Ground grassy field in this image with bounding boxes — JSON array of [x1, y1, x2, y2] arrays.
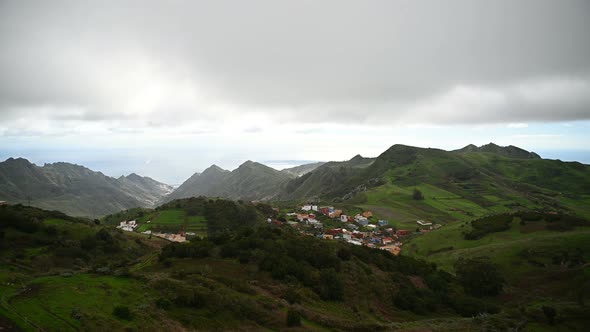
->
[[359, 183, 496, 229], [133, 209, 208, 237], [404, 216, 590, 272]]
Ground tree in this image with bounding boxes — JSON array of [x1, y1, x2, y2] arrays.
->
[[412, 188, 424, 200], [454, 257, 504, 297]]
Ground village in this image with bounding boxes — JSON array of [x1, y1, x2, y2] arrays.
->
[[115, 203, 441, 255], [270, 204, 440, 256]]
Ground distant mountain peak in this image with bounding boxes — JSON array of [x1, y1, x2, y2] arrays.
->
[[202, 164, 227, 174], [481, 142, 500, 148], [126, 172, 143, 180], [351, 154, 364, 161], [4, 157, 32, 165], [238, 160, 267, 169]]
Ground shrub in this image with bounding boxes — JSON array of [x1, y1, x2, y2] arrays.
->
[[455, 258, 504, 297], [156, 297, 172, 310], [113, 305, 132, 320], [412, 188, 424, 200], [542, 305, 557, 325], [283, 287, 302, 304], [465, 214, 512, 240], [286, 309, 301, 327], [451, 295, 499, 317]]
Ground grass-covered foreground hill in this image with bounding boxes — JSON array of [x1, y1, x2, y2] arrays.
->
[[403, 211, 590, 331], [4, 201, 584, 331]]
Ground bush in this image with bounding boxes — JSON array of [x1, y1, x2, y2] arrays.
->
[[465, 214, 512, 240], [283, 287, 302, 304], [156, 297, 172, 310], [412, 188, 424, 200], [113, 305, 132, 320], [542, 305, 557, 325], [286, 309, 301, 327], [451, 295, 499, 317], [455, 258, 504, 297], [337, 247, 352, 261]]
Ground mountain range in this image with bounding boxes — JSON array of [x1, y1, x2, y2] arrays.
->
[[167, 142, 590, 220], [2, 142, 589, 218], [0, 158, 172, 217]]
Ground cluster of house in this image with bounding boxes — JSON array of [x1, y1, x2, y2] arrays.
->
[[274, 205, 442, 256], [321, 227, 404, 255], [116, 219, 190, 243], [116, 220, 138, 232], [140, 230, 187, 242]]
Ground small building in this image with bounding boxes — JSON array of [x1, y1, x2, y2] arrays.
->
[[378, 220, 389, 226], [345, 223, 359, 230], [416, 220, 433, 226], [381, 245, 401, 256], [307, 218, 320, 225], [296, 214, 309, 222], [357, 219, 369, 226], [340, 214, 348, 222], [117, 220, 138, 232], [326, 228, 343, 235], [0, 201, 8, 206], [365, 224, 377, 230], [329, 210, 342, 218], [396, 229, 411, 236], [362, 211, 373, 218]]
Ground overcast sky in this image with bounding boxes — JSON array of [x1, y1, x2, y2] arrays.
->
[[1, 0, 589, 184]]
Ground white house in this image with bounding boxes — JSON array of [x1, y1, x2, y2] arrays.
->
[[340, 215, 348, 222], [117, 220, 138, 232], [417, 220, 433, 226]]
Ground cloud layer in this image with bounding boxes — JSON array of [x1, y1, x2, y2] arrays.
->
[[1, 0, 590, 134]]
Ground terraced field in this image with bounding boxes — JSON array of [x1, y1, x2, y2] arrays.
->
[[128, 209, 208, 237]]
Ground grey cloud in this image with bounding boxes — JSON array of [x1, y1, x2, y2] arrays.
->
[[0, 0, 589, 127]]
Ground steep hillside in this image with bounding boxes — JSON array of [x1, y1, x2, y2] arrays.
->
[[282, 144, 590, 223], [117, 173, 174, 206], [165, 165, 229, 201], [166, 161, 293, 202], [0, 158, 171, 217], [280, 155, 377, 201], [209, 161, 294, 200]]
